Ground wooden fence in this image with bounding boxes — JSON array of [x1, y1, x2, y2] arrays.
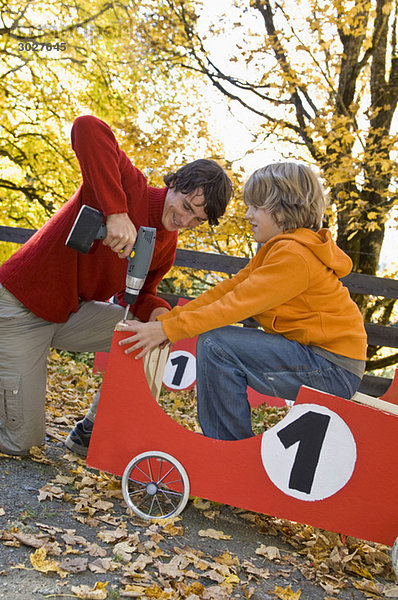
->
[[1, 224, 397, 397]]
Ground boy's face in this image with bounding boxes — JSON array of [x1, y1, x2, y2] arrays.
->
[[162, 187, 208, 231], [245, 204, 284, 243]]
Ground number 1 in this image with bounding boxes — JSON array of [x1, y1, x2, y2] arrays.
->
[[277, 411, 331, 494], [170, 355, 189, 387]]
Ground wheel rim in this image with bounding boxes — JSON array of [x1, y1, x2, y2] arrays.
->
[[122, 451, 190, 520], [392, 536, 398, 578]]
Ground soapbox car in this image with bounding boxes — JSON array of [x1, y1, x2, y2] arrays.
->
[[87, 331, 398, 576]]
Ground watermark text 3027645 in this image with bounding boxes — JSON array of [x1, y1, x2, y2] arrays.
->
[[18, 42, 66, 51]]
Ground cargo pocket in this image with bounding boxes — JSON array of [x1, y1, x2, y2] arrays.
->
[[0, 374, 23, 431]]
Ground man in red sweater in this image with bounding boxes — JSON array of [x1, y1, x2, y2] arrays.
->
[[0, 115, 232, 456]]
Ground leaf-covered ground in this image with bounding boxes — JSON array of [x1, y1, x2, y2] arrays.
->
[[0, 350, 397, 599]]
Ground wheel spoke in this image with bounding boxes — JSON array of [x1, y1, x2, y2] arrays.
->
[[134, 464, 151, 481], [157, 459, 163, 482], [159, 488, 183, 498], [155, 493, 166, 516], [157, 465, 174, 485], [128, 478, 147, 488], [148, 494, 156, 516], [127, 487, 148, 496], [146, 458, 154, 482], [161, 478, 182, 486], [158, 489, 178, 509]]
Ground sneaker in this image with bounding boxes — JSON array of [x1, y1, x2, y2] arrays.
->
[[65, 418, 94, 457]]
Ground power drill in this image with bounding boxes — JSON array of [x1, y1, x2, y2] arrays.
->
[[66, 205, 156, 319]]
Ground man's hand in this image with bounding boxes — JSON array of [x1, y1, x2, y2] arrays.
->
[[118, 320, 169, 359], [103, 213, 137, 258]]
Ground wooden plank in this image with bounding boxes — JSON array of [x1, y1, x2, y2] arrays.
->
[[359, 374, 392, 397], [143, 345, 170, 401], [159, 293, 398, 348], [174, 247, 248, 274], [174, 249, 398, 299], [365, 323, 398, 348], [341, 272, 398, 299], [352, 391, 398, 416], [1, 225, 397, 298], [0, 225, 36, 244]]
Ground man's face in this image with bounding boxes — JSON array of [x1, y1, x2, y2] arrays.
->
[[162, 188, 208, 231]]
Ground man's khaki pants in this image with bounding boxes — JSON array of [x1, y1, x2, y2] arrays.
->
[[0, 284, 125, 455]]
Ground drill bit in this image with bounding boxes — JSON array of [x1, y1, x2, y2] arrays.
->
[[122, 304, 130, 322]]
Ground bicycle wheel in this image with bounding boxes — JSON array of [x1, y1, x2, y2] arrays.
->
[[392, 536, 398, 577], [122, 451, 190, 520]]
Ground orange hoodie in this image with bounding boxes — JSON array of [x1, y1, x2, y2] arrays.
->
[[158, 228, 367, 360]]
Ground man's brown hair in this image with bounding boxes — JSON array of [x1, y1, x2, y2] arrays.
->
[[164, 159, 233, 226]]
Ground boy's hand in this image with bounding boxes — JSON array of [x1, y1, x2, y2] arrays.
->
[[148, 307, 169, 321], [118, 320, 169, 359], [103, 213, 137, 258], [148, 308, 170, 348]]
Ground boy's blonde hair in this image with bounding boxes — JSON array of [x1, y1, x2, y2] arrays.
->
[[243, 162, 327, 231]]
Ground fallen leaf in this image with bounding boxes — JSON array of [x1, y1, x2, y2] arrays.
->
[[198, 529, 232, 540], [157, 555, 185, 578], [87, 543, 107, 557], [37, 484, 65, 501], [93, 500, 114, 511], [192, 498, 212, 510], [12, 532, 50, 549], [185, 583, 205, 596], [29, 446, 52, 464], [202, 569, 224, 583], [161, 522, 183, 537], [71, 583, 108, 599], [61, 531, 88, 546], [215, 551, 239, 566], [53, 474, 75, 485], [113, 540, 137, 562], [203, 510, 220, 520], [143, 584, 165, 598], [256, 544, 281, 560], [272, 585, 301, 599], [30, 547, 67, 578], [243, 559, 271, 579], [120, 584, 147, 597], [88, 557, 113, 574], [128, 555, 153, 572], [0, 452, 21, 460], [97, 528, 127, 544], [383, 585, 398, 598], [60, 556, 88, 573], [0, 508, 5, 516], [202, 585, 230, 599], [35, 522, 64, 535]]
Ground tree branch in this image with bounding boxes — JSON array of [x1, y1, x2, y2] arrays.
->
[[366, 352, 398, 371]]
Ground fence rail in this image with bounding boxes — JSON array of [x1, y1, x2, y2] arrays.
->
[[1, 224, 397, 397]]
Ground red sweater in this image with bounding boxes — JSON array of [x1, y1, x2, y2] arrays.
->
[[0, 115, 178, 323]]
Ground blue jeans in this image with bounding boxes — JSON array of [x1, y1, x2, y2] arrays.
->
[[196, 326, 362, 441]]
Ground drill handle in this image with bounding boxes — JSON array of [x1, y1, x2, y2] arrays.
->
[[124, 226, 156, 306], [66, 205, 107, 253]]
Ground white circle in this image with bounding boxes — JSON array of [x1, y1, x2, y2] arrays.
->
[[261, 403, 357, 501], [163, 350, 196, 390]]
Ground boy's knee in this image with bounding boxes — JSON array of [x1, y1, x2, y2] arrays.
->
[[197, 331, 217, 357], [197, 327, 231, 355]]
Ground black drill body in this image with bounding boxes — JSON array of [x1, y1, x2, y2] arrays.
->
[[66, 205, 156, 314]]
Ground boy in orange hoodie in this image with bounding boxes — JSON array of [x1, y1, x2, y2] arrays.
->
[[119, 163, 367, 440]]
